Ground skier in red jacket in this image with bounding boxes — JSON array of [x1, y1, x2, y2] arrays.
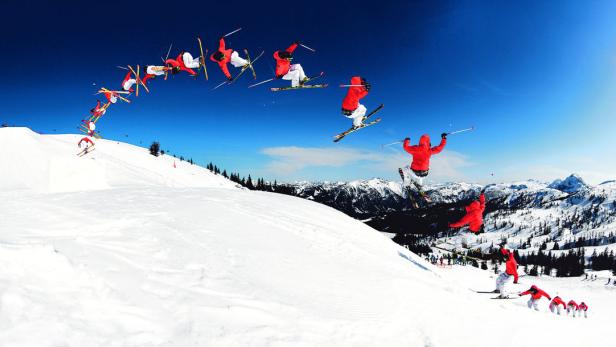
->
[[399, 133, 447, 198], [210, 37, 248, 81], [578, 302, 588, 318], [90, 100, 108, 120], [77, 136, 95, 156], [166, 51, 200, 76], [519, 285, 551, 311], [549, 296, 567, 315], [341, 76, 371, 128], [141, 65, 167, 85], [449, 192, 487, 233], [494, 245, 519, 297], [567, 300, 579, 317], [273, 42, 308, 87], [121, 71, 137, 92]]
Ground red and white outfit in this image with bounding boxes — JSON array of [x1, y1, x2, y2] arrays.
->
[[400, 135, 446, 189], [167, 53, 198, 76], [519, 285, 551, 311], [578, 302, 588, 318], [210, 38, 247, 80], [121, 71, 137, 92], [142, 65, 166, 85], [567, 300, 579, 317], [549, 296, 567, 315], [341, 76, 369, 127], [103, 90, 118, 104], [449, 193, 486, 233], [273, 42, 306, 87], [495, 247, 519, 296], [90, 100, 107, 119], [78, 136, 94, 148]]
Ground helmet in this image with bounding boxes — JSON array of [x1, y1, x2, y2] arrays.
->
[[213, 51, 225, 62], [278, 51, 292, 59]]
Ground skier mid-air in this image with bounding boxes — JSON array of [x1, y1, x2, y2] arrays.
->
[[166, 51, 200, 76], [121, 71, 137, 92], [273, 42, 309, 87], [210, 37, 249, 81], [90, 100, 108, 120], [341, 76, 371, 128], [399, 133, 447, 201], [449, 191, 486, 233]]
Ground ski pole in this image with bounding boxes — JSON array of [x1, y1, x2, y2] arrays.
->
[[299, 43, 316, 52], [446, 127, 474, 136], [381, 140, 404, 149], [212, 81, 229, 90], [116, 66, 129, 70], [339, 84, 364, 87], [248, 78, 274, 88], [223, 27, 242, 37], [165, 43, 173, 61]]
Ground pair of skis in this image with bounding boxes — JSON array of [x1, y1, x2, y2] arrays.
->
[[213, 49, 264, 90], [270, 72, 327, 92], [77, 146, 95, 157], [333, 104, 383, 142]]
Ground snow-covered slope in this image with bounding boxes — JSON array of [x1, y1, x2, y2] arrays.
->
[[0, 127, 236, 193], [0, 128, 611, 346]]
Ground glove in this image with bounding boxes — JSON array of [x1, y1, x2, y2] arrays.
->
[[294, 40, 301, 45], [364, 83, 371, 92], [404, 137, 410, 143], [513, 280, 518, 284], [518, 293, 522, 296], [441, 133, 448, 139]]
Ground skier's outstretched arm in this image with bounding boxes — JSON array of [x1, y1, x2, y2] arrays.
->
[[431, 135, 447, 154], [403, 138, 419, 155], [287, 42, 298, 53], [449, 213, 472, 228]]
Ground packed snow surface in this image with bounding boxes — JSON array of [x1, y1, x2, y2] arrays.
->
[[0, 128, 612, 346]]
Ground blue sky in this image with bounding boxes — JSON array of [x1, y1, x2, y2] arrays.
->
[[2, 1, 615, 184]]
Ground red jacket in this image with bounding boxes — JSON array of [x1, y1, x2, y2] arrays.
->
[[520, 285, 551, 300], [578, 302, 588, 311], [449, 194, 486, 232], [78, 137, 94, 146], [90, 101, 106, 117], [166, 53, 197, 76], [551, 296, 566, 309], [567, 300, 579, 310], [121, 71, 135, 92], [341, 76, 369, 112], [500, 248, 519, 283], [273, 42, 298, 78], [210, 38, 233, 79], [403, 135, 446, 171]]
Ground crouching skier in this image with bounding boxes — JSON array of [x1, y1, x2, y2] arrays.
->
[[273, 41, 310, 87], [567, 300, 579, 317], [578, 302, 588, 318], [519, 285, 551, 311], [341, 76, 371, 128], [549, 296, 567, 315], [494, 245, 519, 298]]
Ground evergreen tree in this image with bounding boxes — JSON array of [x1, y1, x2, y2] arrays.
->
[[149, 141, 160, 156]]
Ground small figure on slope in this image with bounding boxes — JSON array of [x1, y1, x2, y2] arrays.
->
[[494, 245, 519, 298], [166, 51, 200, 76], [210, 37, 248, 81], [567, 300, 579, 317], [121, 71, 137, 92], [518, 285, 551, 311], [549, 296, 567, 315], [578, 302, 588, 318], [77, 136, 95, 156], [449, 191, 486, 234], [341, 76, 371, 128], [274, 42, 308, 87], [399, 133, 447, 200]]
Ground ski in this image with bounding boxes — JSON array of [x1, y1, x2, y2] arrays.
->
[[197, 37, 208, 80], [475, 290, 500, 294], [230, 50, 264, 83], [271, 83, 328, 92], [243, 49, 263, 80], [491, 296, 519, 300], [127, 65, 150, 94], [333, 104, 384, 142], [333, 118, 381, 142], [77, 147, 95, 157]]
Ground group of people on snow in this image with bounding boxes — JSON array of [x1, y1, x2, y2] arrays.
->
[[493, 244, 589, 317]]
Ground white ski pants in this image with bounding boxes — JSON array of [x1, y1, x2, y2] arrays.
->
[[495, 272, 511, 295], [182, 52, 201, 69], [527, 298, 539, 311], [549, 303, 562, 315], [230, 51, 248, 68], [122, 78, 137, 92], [147, 66, 166, 76], [400, 166, 424, 188], [567, 307, 577, 317], [282, 64, 306, 87], [344, 104, 367, 127], [581, 310, 587, 318]]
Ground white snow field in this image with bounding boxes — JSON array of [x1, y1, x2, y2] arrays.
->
[[0, 128, 612, 346]]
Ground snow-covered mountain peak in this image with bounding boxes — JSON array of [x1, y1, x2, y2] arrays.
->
[[548, 173, 589, 193]]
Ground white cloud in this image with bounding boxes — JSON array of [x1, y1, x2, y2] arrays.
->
[[260, 146, 474, 182]]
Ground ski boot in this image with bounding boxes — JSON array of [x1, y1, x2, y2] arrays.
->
[[299, 76, 310, 86]]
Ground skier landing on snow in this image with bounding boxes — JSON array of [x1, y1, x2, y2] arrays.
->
[[519, 285, 551, 311], [399, 133, 447, 199], [494, 245, 519, 298], [273, 41, 309, 87], [341, 76, 371, 128], [210, 37, 249, 81], [549, 296, 567, 315], [77, 136, 95, 156]]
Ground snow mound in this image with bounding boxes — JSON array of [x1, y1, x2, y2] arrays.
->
[[0, 128, 237, 193]]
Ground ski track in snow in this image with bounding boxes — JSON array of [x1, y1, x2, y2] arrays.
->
[[0, 128, 613, 346]]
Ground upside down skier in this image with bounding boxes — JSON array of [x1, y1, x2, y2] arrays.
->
[[90, 100, 108, 120], [121, 71, 137, 92], [494, 245, 519, 298], [341, 76, 371, 128], [273, 41, 309, 87], [141, 65, 168, 84], [166, 51, 200, 76], [210, 37, 249, 81], [449, 191, 486, 234], [399, 133, 447, 200]]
